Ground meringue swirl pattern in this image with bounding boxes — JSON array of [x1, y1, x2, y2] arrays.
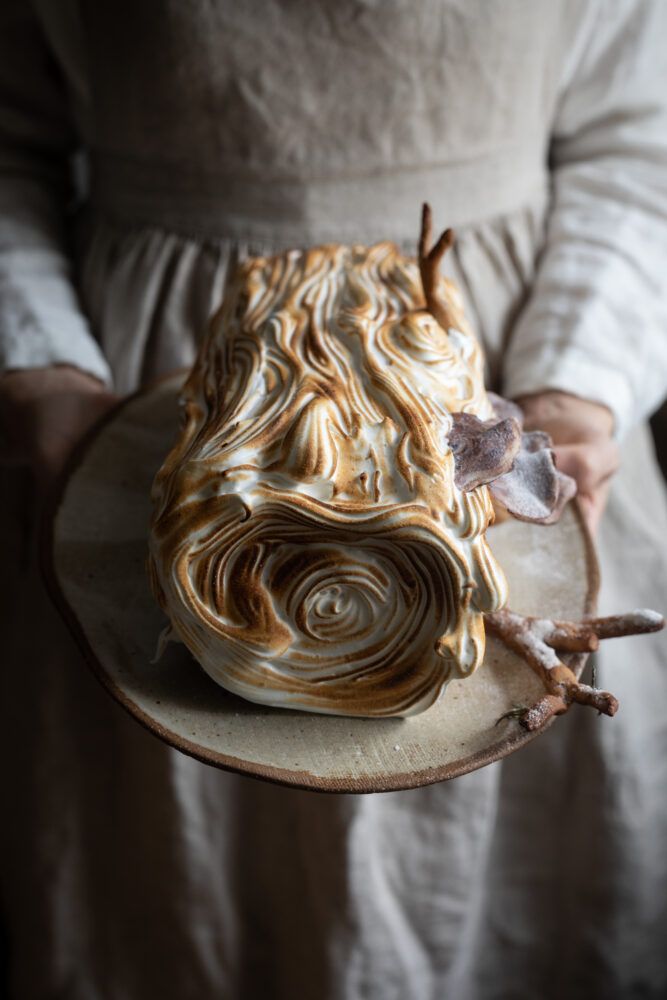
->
[[148, 240, 509, 716]]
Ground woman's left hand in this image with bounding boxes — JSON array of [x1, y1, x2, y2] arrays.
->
[[514, 390, 619, 534]]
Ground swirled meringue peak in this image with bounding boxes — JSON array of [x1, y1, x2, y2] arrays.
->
[[148, 239, 510, 717]]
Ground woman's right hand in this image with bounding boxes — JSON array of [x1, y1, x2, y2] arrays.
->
[[0, 365, 119, 490]]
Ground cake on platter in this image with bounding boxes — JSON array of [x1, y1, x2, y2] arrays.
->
[[147, 206, 662, 726]]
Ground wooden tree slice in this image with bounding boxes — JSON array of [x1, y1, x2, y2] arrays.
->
[[43, 373, 599, 793]]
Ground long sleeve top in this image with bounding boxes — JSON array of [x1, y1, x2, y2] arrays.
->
[[1, 1, 666, 431], [4, 6, 667, 1000]]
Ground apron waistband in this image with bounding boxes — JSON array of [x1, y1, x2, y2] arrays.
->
[[91, 147, 547, 245]]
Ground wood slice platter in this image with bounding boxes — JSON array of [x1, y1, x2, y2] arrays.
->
[[43, 373, 598, 793]]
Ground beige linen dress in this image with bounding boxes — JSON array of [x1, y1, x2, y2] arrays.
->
[[2, 2, 667, 998]]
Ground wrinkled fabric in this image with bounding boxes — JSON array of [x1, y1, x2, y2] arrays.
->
[[1, 2, 667, 999], [3, 1, 667, 432]]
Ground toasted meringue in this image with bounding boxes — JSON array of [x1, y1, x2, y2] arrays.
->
[[148, 240, 509, 716]]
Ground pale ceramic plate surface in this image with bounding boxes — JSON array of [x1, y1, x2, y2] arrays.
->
[[44, 373, 598, 793]]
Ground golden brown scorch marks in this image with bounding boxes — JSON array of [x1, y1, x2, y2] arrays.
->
[[148, 241, 508, 716]]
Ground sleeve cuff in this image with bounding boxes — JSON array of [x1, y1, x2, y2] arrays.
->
[[501, 345, 635, 440], [0, 325, 113, 388], [0, 292, 113, 389]]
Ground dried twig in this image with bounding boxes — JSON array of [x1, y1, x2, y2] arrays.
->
[[418, 203, 456, 331], [495, 703, 529, 726], [485, 608, 664, 731]]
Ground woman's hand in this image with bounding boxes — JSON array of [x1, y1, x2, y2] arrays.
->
[[0, 365, 119, 491], [514, 390, 619, 534]]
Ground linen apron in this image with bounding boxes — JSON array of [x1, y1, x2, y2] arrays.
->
[[2, 3, 667, 998]]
